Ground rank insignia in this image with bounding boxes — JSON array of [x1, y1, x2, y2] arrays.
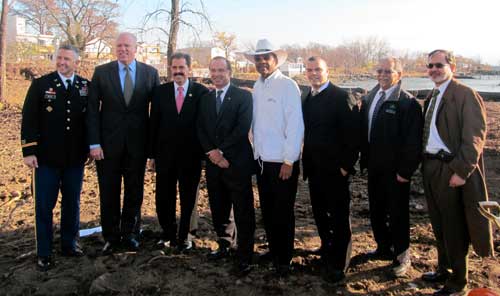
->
[[56, 83, 61, 87]]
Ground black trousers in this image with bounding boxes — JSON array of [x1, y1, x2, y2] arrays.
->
[[257, 161, 299, 266], [155, 162, 201, 243], [206, 163, 255, 264], [308, 169, 352, 271], [96, 147, 146, 243], [367, 169, 410, 258]]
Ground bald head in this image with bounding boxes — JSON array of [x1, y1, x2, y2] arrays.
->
[[115, 32, 137, 65]]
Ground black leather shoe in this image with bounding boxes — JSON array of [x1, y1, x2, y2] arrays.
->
[[102, 241, 118, 255], [432, 287, 465, 296], [326, 269, 346, 283], [422, 270, 450, 283], [61, 245, 84, 257], [122, 238, 140, 251], [365, 248, 393, 260], [310, 246, 325, 255], [36, 256, 53, 271], [207, 246, 229, 260]]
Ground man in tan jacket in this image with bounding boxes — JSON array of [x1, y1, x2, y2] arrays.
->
[[421, 49, 494, 296]]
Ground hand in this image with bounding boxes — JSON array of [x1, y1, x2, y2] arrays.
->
[[340, 168, 348, 177], [23, 155, 38, 168], [217, 157, 230, 169], [148, 159, 156, 171], [279, 163, 293, 180], [90, 147, 104, 160], [207, 149, 223, 164], [396, 174, 409, 183], [449, 173, 466, 187]]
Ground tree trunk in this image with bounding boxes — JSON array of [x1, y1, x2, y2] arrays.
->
[[166, 0, 179, 81], [0, 0, 10, 104]]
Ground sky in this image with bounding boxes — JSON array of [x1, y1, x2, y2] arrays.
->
[[120, 0, 500, 65]]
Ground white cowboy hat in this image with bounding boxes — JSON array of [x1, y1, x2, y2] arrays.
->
[[243, 39, 288, 67]]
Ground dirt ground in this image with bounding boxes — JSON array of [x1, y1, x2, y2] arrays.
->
[[0, 101, 499, 296]]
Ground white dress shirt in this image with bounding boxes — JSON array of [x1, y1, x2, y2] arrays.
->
[[425, 79, 452, 154], [58, 72, 75, 89], [215, 83, 230, 103], [252, 69, 304, 163], [367, 83, 397, 141]]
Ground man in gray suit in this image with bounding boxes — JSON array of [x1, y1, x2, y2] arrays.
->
[[87, 32, 160, 254]]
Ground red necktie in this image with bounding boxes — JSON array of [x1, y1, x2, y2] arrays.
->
[[176, 86, 184, 113]]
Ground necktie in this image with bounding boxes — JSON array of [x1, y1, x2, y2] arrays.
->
[[369, 91, 386, 141], [422, 89, 441, 151], [66, 79, 72, 92], [311, 89, 319, 96], [123, 66, 134, 105], [215, 90, 223, 114], [176, 86, 185, 114]]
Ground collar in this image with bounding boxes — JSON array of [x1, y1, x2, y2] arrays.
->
[[436, 78, 452, 95], [259, 69, 282, 82], [57, 72, 75, 84], [118, 59, 137, 72], [215, 83, 230, 96], [312, 81, 330, 95], [378, 82, 398, 99], [174, 79, 189, 91]]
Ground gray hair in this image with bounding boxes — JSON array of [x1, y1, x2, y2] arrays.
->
[[379, 56, 403, 73], [428, 49, 456, 66], [57, 44, 80, 60], [116, 32, 137, 44]]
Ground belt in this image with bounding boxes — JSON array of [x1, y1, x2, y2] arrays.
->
[[423, 150, 454, 163]]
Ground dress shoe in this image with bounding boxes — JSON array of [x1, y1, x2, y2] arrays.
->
[[36, 256, 53, 271], [310, 246, 325, 255], [177, 240, 194, 253], [156, 239, 177, 249], [432, 287, 466, 296], [61, 245, 85, 257], [326, 269, 345, 283], [207, 246, 230, 260], [365, 248, 393, 261], [102, 241, 118, 255], [232, 263, 253, 277], [392, 258, 411, 277], [422, 270, 450, 283], [122, 238, 140, 251]]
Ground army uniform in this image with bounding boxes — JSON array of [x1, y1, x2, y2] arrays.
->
[[21, 71, 90, 259]]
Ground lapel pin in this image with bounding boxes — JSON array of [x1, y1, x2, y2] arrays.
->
[[189, 93, 193, 97]]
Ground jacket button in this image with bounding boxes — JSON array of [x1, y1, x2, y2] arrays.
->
[[67, 109, 71, 113], [66, 126, 70, 130], [67, 118, 71, 122], [67, 100, 71, 104]]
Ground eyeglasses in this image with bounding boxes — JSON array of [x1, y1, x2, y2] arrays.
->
[[376, 69, 395, 75], [426, 63, 447, 69]]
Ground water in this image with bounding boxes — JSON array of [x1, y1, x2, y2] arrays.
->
[[338, 76, 500, 93]]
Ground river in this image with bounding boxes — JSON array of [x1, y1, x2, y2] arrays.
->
[[337, 76, 500, 92]]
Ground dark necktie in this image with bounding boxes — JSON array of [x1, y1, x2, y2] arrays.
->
[[422, 89, 441, 151], [369, 91, 386, 141], [215, 90, 223, 114], [123, 66, 133, 105], [66, 79, 72, 92]]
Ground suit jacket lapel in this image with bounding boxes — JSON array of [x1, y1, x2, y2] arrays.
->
[[436, 79, 456, 118]]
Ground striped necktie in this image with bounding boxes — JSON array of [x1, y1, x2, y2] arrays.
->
[[422, 89, 441, 151]]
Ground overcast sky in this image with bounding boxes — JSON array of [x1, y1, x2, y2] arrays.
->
[[120, 0, 500, 65]]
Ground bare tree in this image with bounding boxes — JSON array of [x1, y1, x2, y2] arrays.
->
[[213, 31, 236, 59], [0, 0, 14, 104], [37, 0, 119, 52], [12, 0, 56, 35], [141, 0, 211, 79]]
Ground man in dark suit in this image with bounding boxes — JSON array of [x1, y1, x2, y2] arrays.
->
[[21, 44, 89, 270], [149, 53, 209, 251], [302, 56, 360, 283], [421, 49, 493, 296], [359, 57, 423, 277], [87, 32, 160, 253], [197, 56, 255, 276]]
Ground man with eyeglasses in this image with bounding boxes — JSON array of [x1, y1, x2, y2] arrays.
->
[[243, 39, 304, 277], [302, 56, 360, 282], [359, 57, 423, 277], [420, 49, 493, 296]]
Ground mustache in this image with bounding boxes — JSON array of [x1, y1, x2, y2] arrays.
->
[[173, 72, 185, 77]]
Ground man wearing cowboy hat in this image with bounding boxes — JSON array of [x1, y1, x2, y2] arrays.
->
[[244, 39, 304, 276]]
